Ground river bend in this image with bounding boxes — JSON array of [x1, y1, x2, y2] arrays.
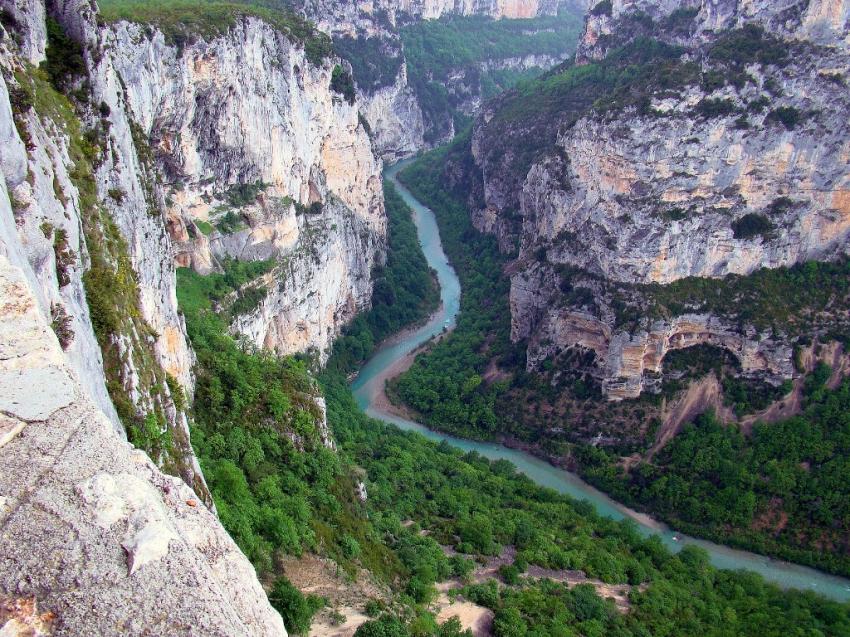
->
[[351, 161, 850, 602]]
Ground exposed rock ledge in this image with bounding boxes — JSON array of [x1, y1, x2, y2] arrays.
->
[[0, 255, 285, 636], [524, 306, 793, 400], [512, 268, 794, 400]]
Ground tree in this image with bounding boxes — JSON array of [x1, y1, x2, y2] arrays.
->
[[354, 615, 409, 637], [269, 577, 324, 635], [493, 608, 527, 637]]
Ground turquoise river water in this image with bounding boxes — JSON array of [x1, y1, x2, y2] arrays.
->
[[351, 161, 850, 602]]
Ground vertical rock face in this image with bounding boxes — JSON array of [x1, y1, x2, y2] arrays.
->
[[108, 18, 386, 362], [0, 254, 286, 636], [1, 0, 207, 497], [465, 0, 850, 397], [361, 64, 426, 161]]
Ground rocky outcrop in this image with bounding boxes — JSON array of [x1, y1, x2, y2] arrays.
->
[[361, 65, 426, 162], [1, 0, 207, 497], [107, 18, 386, 363], [0, 254, 285, 636], [517, 102, 850, 285], [467, 0, 850, 397], [227, 203, 376, 363]]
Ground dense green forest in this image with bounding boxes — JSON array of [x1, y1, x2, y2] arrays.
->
[[326, 376, 850, 637], [392, 132, 850, 577]]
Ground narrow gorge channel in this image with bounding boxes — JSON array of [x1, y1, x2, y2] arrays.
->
[[351, 161, 850, 603]]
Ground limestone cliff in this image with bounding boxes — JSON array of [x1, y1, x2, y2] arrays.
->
[[0, 0, 393, 630], [106, 17, 386, 362], [464, 0, 850, 397], [1, 0, 207, 497], [0, 253, 285, 636]]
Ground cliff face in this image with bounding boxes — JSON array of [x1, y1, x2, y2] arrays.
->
[[0, 254, 285, 636], [108, 18, 386, 362], [466, 0, 850, 398], [1, 0, 206, 497], [578, 0, 849, 62], [304, 0, 582, 27], [0, 0, 385, 630]]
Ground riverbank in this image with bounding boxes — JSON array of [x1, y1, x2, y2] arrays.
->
[[349, 161, 850, 601]]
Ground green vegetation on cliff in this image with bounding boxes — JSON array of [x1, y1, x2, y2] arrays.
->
[[18, 21, 190, 472], [98, 0, 332, 64], [399, 10, 584, 143]]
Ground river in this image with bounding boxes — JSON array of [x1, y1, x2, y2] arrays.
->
[[351, 160, 850, 602]]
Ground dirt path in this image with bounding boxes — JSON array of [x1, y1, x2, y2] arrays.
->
[[647, 374, 725, 460], [434, 582, 494, 637], [738, 378, 802, 434], [523, 566, 636, 612], [279, 554, 389, 637]]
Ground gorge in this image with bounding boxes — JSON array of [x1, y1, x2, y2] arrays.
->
[[1, 0, 850, 635]]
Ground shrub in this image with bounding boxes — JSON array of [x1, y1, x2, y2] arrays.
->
[[498, 564, 521, 585], [330, 64, 356, 105], [590, 1, 613, 17], [767, 106, 802, 130], [216, 210, 244, 234], [50, 303, 74, 349], [52, 228, 76, 287], [695, 98, 737, 118], [42, 17, 86, 92], [731, 213, 773, 240], [269, 577, 324, 636], [354, 615, 408, 637], [709, 25, 789, 68], [224, 180, 266, 207]]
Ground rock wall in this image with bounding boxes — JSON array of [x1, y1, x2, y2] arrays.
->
[[1, 0, 208, 496], [468, 0, 850, 397], [0, 254, 285, 636], [361, 64, 426, 162], [107, 17, 386, 363], [303, 0, 580, 26]]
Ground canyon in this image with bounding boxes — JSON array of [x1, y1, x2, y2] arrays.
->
[[308, 0, 590, 157], [2, 0, 850, 634]]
